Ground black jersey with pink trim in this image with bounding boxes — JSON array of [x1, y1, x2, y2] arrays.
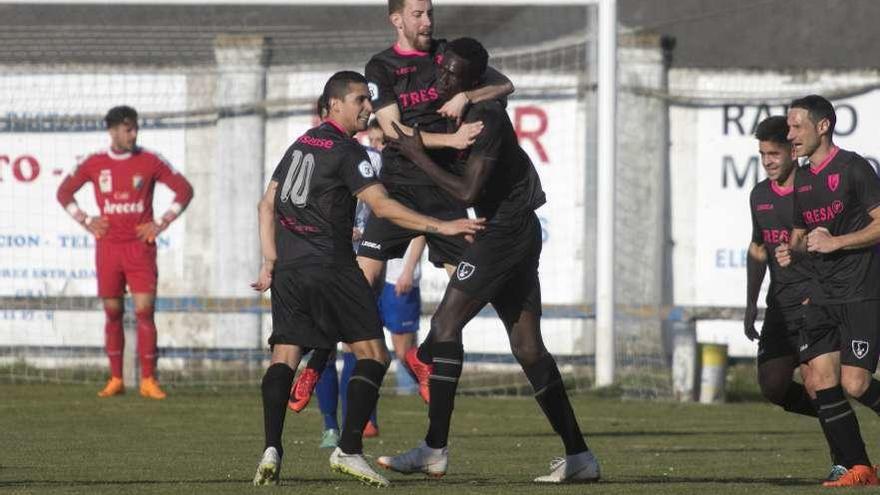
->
[[455, 100, 546, 225], [750, 178, 811, 309], [271, 120, 380, 268], [792, 147, 880, 303], [365, 40, 457, 186]]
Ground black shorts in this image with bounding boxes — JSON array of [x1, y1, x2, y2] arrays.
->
[[758, 304, 804, 365], [448, 212, 542, 315], [358, 183, 468, 267], [799, 300, 880, 372], [269, 263, 383, 349]]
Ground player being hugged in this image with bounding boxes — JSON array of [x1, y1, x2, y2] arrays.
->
[[250, 71, 483, 487], [376, 38, 599, 484], [56, 105, 193, 400]]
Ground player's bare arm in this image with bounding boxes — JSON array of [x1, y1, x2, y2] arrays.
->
[[744, 241, 768, 341], [396, 236, 427, 296], [388, 121, 494, 205], [374, 102, 483, 150], [251, 180, 278, 292], [437, 65, 514, 121], [357, 183, 484, 236], [807, 207, 880, 253]]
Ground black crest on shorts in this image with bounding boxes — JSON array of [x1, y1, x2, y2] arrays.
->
[[852, 340, 870, 359], [456, 261, 476, 280]]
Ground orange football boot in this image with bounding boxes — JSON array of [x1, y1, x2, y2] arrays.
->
[[139, 376, 167, 400], [97, 377, 125, 397], [822, 465, 879, 487]]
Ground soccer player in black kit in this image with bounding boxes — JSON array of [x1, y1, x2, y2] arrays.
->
[[375, 38, 600, 484], [250, 71, 483, 487], [744, 116, 848, 481], [776, 95, 880, 487], [296, 0, 516, 406]]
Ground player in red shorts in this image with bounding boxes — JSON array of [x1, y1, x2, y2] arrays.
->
[[56, 105, 193, 400]]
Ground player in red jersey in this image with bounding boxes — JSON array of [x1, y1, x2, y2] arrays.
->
[[56, 105, 194, 400]]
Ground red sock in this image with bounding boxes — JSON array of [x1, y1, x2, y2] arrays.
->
[[104, 307, 124, 378], [136, 309, 157, 378]]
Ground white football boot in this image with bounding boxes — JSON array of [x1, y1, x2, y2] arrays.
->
[[376, 441, 448, 478], [329, 447, 390, 487], [534, 451, 600, 483], [253, 446, 281, 486]]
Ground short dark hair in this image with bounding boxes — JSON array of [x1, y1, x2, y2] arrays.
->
[[446, 37, 488, 85], [368, 118, 382, 131], [315, 95, 328, 119], [104, 105, 137, 128], [321, 71, 368, 106], [790, 94, 836, 134], [388, 0, 405, 15], [754, 116, 789, 145]]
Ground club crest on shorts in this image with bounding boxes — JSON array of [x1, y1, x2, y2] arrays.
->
[[368, 82, 379, 101], [852, 340, 870, 359], [358, 160, 374, 178], [828, 173, 840, 192], [456, 261, 475, 281]]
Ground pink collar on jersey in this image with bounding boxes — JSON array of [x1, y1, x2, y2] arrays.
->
[[324, 119, 350, 136], [107, 148, 133, 160], [771, 180, 793, 197], [809, 146, 840, 175], [393, 42, 428, 57]]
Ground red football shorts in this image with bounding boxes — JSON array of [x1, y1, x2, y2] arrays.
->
[[95, 240, 158, 297]]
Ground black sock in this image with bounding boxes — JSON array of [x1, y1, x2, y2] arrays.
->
[[425, 342, 463, 449], [853, 379, 880, 414], [524, 353, 588, 455], [338, 359, 387, 455], [812, 386, 870, 468], [306, 348, 331, 371], [261, 363, 296, 457], [781, 382, 818, 418], [417, 332, 434, 364]]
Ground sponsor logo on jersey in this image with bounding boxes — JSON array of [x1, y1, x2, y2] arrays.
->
[[802, 201, 844, 226], [361, 240, 381, 250], [797, 185, 812, 193], [756, 203, 774, 211], [297, 135, 334, 150], [358, 160, 375, 178], [762, 229, 789, 245], [132, 174, 143, 190], [395, 66, 417, 76], [852, 340, 870, 359], [368, 82, 379, 102], [99, 169, 112, 193], [456, 261, 476, 281], [827, 173, 840, 192], [102, 199, 145, 215], [279, 216, 320, 234], [398, 87, 439, 109]]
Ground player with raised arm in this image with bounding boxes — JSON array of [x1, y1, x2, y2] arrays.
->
[[776, 95, 880, 487], [56, 105, 193, 400], [376, 38, 599, 484], [250, 71, 483, 487]]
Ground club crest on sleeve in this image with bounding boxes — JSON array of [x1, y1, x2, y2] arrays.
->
[[368, 82, 379, 102], [456, 261, 475, 281], [852, 340, 869, 359], [358, 160, 375, 178], [828, 173, 840, 192]]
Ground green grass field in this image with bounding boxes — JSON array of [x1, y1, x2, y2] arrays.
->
[[2, 383, 879, 494]]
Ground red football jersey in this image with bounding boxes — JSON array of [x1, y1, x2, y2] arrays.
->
[[57, 147, 193, 243]]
